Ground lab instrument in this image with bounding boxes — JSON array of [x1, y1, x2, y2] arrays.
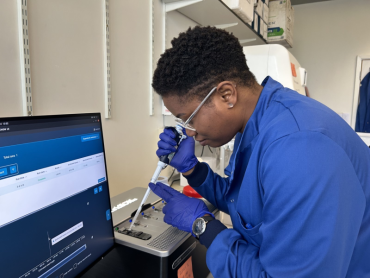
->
[[111, 187, 217, 277], [243, 44, 307, 95]]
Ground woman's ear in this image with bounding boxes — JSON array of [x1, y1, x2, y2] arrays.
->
[[217, 81, 237, 108]]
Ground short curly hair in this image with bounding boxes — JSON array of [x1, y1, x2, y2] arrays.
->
[[152, 26, 256, 101]]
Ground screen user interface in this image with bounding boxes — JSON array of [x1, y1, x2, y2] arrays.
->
[[0, 114, 114, 278]]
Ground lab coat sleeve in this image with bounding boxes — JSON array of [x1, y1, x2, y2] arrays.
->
[[206, 131, 366, 277], [193, 163, 231, 214]]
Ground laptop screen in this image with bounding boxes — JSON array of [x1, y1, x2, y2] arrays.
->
[[0, 113, 114, 278]]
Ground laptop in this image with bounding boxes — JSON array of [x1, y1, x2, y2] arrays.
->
[[0, 113, 114, 278]]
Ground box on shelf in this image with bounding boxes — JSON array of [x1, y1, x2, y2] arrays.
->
[[259, 20, 265, 38], [267, 0, 294, 48], [289, 5, 295, 35], [259, 19, 264, 37], [262, 3, 269, 23], [269, 30, 293, 48], [222, 0, 254, 23], [251, 12, 260, 34], [255, 0, 263, 17], [263, 21, 268, 40]]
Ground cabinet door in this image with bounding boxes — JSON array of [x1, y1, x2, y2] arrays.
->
[[351, 56, 370, 130], [361, 59, 370, 81]]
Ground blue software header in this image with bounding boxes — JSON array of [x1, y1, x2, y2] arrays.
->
[[0, 131, 104, 178]]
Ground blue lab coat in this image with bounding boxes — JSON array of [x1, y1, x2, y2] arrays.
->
[[355, 72, 370, 132], [195, 77, 370, 277]]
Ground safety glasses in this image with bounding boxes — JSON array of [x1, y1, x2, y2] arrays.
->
[[174, 87, 217, 132]]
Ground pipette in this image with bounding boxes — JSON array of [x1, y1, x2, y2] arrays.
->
[[129, 125, 185, 231]]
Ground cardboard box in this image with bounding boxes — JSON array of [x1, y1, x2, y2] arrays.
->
[[222, 0, 254, 23], [267, 30, 293, 47], [259, 18, 264, 37], [255, 0, 263, 17], [288, 5, 294, 35], [267, 0, 294, 47], [252, 12, 260, 33], [260, 20, 266, 39], [263, 3, 269, 23], [263, 21, 268, 40]]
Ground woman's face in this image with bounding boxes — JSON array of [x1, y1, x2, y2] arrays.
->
[[163, 93, 240, 148]]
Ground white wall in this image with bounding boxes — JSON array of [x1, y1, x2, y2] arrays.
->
[[0, 0, 23, 116], [164, 12, 215, 158], [166, 11, 198, 49], [105, 0, 164, 196], [290, 0, 370, 119], [0, 0, 164, 197], [163, 11, 198, 129], [27, 0, 105, 115]]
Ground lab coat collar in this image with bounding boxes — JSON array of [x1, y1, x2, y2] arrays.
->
[[239, 76, 283, 150], [226, 76, 283, 188]]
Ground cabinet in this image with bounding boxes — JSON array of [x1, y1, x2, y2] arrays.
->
[[164, 0, 267, 46]]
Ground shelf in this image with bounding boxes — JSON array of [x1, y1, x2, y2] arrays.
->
[[166, 0, 266, 46]]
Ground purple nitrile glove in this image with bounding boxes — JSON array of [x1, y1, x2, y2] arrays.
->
[[149, 182, 213, 236], [156, 127, 198, 173]]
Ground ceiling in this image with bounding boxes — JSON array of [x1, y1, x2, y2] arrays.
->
[[291, 0, 331, 5]]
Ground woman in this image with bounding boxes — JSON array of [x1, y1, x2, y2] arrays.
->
[[150, 26, 370, 277]]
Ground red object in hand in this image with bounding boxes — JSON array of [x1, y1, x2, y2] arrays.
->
[[182, 185, 202, 198]]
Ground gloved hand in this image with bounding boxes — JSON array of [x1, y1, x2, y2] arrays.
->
[[149, 182, 213, 236], [156, 128, 198, 173]]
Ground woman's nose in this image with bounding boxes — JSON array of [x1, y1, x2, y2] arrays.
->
[[185, 129, 197, 137]]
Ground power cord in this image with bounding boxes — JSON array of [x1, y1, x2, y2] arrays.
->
[[200, 146, 205, 157]]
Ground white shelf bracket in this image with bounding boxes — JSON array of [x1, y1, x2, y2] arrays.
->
[[165, 0, 203, 13], [214, 23, 238, 29], [149, 0, 154, 116], [17, 0, 33, 116], [103, 0, 112, 118]]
